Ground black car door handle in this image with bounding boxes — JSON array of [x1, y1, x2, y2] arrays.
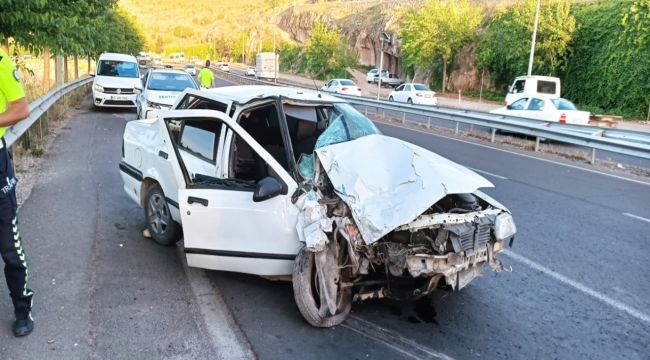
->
[[158, 151, 168, 159], [188, 196, 208, 206]]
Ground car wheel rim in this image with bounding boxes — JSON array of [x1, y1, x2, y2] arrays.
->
[[148, 193, 170, 236]]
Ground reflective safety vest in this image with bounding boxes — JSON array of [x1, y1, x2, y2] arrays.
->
[[0, 49, 26, 138]]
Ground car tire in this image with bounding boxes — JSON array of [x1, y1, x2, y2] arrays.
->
[[144, 183, 182, 246], [389, 96, 394, 101], [292, 245, 352, 328], [407, 98, 413, 105]]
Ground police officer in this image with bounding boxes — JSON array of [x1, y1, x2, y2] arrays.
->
[[198, 59, 215, 89], [0, 48, 33, 337]]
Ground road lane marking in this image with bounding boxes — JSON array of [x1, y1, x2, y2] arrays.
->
[[502, 249, 650, 325], [622, 212, 650, 223], [467, 167, 508, 180], [343, 316, 455, 360], [377, 122, 650, 187], [177, 245, 255, 359]]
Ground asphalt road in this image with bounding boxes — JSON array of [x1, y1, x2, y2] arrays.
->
[[1, 78, 648, 359]]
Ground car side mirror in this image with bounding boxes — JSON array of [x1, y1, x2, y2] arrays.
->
[[134, 83, 144, 94], [253, 176, 283, 202]]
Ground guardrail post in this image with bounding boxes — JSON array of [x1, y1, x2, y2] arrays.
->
[[535, 137, 540, 152], [590, 148, 596, 165], [364, 106, 368, 115], [455, 121, 459, 134], [491, 128, 496, 143], [427, 117, 431, 129], [401, 112, 406, 124]]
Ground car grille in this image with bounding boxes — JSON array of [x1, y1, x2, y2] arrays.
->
[[103, 100, 135, 106], [104, 87, 134, 94], [457, 223, 491, 253]]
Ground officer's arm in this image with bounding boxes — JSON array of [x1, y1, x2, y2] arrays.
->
[[0, 98, 29, 127]]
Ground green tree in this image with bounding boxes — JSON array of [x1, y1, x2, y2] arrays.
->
[[476, 0, 576, 88], [400, 0, 483, 91], [303, 22, 356, 80]]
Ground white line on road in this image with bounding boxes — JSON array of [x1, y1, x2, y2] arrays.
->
[[343, 316, 455, 360], [178, 246, 256, 360], [622, 212, 650, 224], [467, 167, 508, 180], [502, 249, 650, 325], [378, 122, 650, 187]]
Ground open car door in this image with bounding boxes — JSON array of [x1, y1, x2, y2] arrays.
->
[[166, 109, 301, 276]]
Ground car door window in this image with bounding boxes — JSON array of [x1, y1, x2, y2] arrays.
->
[[395, 85, 403, 92], [404, 85, 412, 92], [509, 98, 528, 110], [527, 98, 545, 111], [166, 117, 223, 180], [512, 79, 525, 93]]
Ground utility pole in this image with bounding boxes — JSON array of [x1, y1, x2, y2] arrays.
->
[[527, 0, 541, 76]]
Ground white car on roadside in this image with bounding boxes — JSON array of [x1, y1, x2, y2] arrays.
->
[[92, 52, 141, 109], [321, 79, 362, 96], [135, 69, 198, 119], [366, 69, 388, 83], [219, 63, 230, 72], [246, 67, 256, 76], [388, 83, 438, 106], [490, 97, 590, 125], [119, 85, 515, 327], [184, 64, 197, 76]]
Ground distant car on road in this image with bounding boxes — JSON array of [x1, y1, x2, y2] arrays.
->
[[490, 97, 590, 125], [375, 73, 402, 88], [219, 63, 230, 72], [135, 69, 198, 119], [245, 66, 256, 76], [388, 83, 438, 106], [321, 79, 362, 96], [152, 57, 163, 67], [184, 64, 197, 76], [92, 52, 141, 110], [366, 69, 388, 83]]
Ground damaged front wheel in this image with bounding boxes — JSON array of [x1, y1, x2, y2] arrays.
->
[[293, 245, 352, 327]]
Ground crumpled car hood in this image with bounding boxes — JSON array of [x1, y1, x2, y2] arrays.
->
[[315, 134, 493, 244]]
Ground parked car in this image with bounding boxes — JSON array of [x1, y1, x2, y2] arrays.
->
[[505, 75, 560, 105], [490, 97, 590, 125], [135, 69, 198, 119], [246, 66, 256, 76], [152, 57, 163, 67], [91, 52, 141, 110], [321, 79, 362, 96], [375, 73, 402, 87], [388, 83, 438, 106], [366, 69, 388, 83], [184, 64, 197, 76], [219, 63, 230, 72], [119, 85, 516, 327]]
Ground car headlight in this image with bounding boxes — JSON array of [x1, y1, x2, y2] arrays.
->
[[494, 213, 517, 241], [93, 83, 104, 92]]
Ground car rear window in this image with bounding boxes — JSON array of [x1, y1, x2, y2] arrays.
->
[[340, 80, 355, 86], [551, 98, 578, 110], [537, 80, 557, 94], [149, 73, 197, 91], [97, 60, 138, 78], [413, 84, 430, 91]]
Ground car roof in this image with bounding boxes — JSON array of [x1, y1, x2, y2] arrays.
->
[[148, 68, 188, 75], [332, 79, 355, 82], [199, 85, 345, 104], [98, 52, 137, 62]]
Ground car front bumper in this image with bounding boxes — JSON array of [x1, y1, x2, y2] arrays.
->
[[93, 90, 137, 108]]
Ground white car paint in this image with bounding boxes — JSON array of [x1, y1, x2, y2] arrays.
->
[[136, 69, 198, 119], [366, 69, 387, 83], [120, 86, 498, 278], [219, 64, 229, 72], [505, 75, 560, 105], [184, 65, 197, 76], [490, 97, 590, 125], [320, 79, 362, 96], [388, 83, 438, 106], [246, 67, 256, 76], [92, 53, 141, 108]]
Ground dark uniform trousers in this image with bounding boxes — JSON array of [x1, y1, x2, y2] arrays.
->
[[0, 139, 32, 316]]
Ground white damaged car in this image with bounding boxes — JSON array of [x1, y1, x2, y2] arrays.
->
[[119, 85, 516, 327]]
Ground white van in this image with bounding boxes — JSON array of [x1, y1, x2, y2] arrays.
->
[[92, 53, 141, 109], [505, 76, 560, 105]]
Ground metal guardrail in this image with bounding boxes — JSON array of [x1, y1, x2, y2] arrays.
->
[[4, 76, 93, 148], [213, 69, 650, 162]]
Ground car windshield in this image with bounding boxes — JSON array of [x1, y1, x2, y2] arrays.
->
[[315, 104, 381, 149], [339, 80, 355, 86], [413, 84, 430, 91], [148, 73, 197, 91], [551, 98, 578, 110], [97, 60, 138, 78]]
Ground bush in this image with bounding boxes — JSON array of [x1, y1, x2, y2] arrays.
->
[[303, 22, 357, 80]]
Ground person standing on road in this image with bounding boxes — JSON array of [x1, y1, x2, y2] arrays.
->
[[198, 59, 215, 89], [0, 49, 34, 337]]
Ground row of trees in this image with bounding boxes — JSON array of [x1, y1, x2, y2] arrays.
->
[[0, 0, 145, 79]]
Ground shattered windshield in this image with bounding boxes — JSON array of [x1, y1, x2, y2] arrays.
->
[[315, 104, 381, 149]]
